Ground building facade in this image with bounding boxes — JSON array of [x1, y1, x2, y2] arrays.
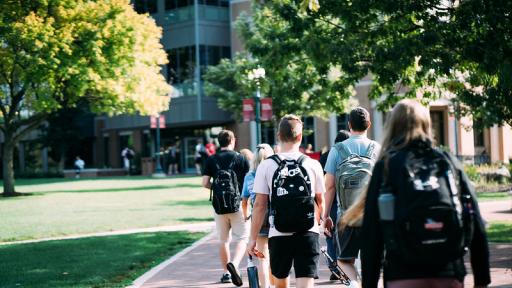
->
[[94, 0, 512, 175]]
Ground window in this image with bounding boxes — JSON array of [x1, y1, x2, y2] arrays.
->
[[167, 46, 196, 84], [103, 136, 110, 167], [133, 0, 158, 14], [261, 122, 276, 146], [473, 119, 485, 147], [301, 116, 315, 149], [198, 45, 230, 78], [166, 0, 191, 10], [336, 113, 349, 132], [430, 111, 446, 146]]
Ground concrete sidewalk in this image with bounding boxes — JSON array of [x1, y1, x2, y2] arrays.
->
[[133, 200, 512, 288]]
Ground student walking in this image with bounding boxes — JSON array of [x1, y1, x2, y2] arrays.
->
[[248, 115, 326, 288], [121, 147, 134, 174], [319, 130, 350, 281], [323, 107, 380, 283], [360, 99, 491, 288], [202, 130, 250, 286], [74, 156, 85, 178], [241, 143, 275, 288]]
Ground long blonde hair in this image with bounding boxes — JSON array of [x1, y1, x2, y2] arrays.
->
[[253, 143, 274, 171], [340, 99, 433, 229]]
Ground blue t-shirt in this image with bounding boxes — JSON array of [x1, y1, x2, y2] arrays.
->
[[241, 170, 256, 201], [324, 135, 381, 175]]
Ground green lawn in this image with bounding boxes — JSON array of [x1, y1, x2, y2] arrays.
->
[[0, 231, 206, 288], [476, 191, 512, 202], [0, 177, 213, 242], [487, 222, 512, 243]]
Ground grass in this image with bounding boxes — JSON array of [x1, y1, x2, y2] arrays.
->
[[0, 231, 206, 288], [0, 177, 212, 242], [476, 191, 512, 202], [487, 222, 512, 243]]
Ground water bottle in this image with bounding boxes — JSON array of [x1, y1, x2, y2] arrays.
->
[[246, 255, 260, 288], [378, 189, 395, 221]]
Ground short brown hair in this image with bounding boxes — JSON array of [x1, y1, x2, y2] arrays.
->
[[277, 114, 303, 143], [349, 107, 371, 132], [218, 130, 235, 147]]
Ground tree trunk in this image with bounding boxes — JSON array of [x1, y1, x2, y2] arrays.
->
[[2, 139, 16, 196]]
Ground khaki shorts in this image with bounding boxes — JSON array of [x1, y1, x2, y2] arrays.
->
[[214, 210, 250, 243]]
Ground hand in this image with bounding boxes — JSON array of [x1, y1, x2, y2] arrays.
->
[[246, 239, 257, 257], [323, 216, 333, 237]]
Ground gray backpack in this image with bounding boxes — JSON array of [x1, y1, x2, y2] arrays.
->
[[335, 141, 378, 224]]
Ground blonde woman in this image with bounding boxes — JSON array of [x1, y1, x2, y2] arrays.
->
[[360, 99, 490, 288], [241, 144, 275, 288]]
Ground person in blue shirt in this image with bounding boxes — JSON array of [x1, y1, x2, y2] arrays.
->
[[241, 143, 275, 288]]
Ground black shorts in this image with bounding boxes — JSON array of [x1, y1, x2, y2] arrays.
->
[[335, 226, 362, 260], [268, 232, 320, 279]]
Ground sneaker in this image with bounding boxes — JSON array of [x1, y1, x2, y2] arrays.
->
[[226, 262, 243, 287], [220, 273, 231, 283]]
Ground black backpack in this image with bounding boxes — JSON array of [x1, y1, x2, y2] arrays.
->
[[382, 148, 474, 266], [209, 154, 240, 215], [269, 154, 315, 233]]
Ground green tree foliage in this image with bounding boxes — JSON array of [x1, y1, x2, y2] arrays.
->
[[208, 0, 511, 125], [204, 12, 355, 119], [0, 0, 171, 196]]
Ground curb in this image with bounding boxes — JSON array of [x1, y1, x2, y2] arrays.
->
[[127, 232, 216, 288]]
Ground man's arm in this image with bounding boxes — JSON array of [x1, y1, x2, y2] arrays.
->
[[323, 173, 336, 235], [247, 193, 268, 256], [202, 176, 211, 190]]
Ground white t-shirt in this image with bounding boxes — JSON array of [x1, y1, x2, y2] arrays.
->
[[253, 152, 326, 238]]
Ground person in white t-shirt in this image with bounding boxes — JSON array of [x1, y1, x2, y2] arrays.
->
[[248, 114, 326, 288]]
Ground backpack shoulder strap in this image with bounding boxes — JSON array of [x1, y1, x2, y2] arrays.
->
[[365, 142, 378, 159], [297, 154, 308, 165], [334, 142, 351, 159], [269, 154, 282, 165]]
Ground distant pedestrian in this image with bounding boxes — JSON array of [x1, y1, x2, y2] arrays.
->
[[202, 130, 250, 286], [239, 148, 254, 164], [166, 143, 178, 176], [241, 143, 275, 288], [121, 147, 135, 174], [360, 99, 491, 288], [74, 156, 85, 179], [206, 138, 217, 156], [195, 139, 206, 175], [248, 114, 326, 288]]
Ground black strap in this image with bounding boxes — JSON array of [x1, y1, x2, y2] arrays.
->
[[269, 154, 282, 165]]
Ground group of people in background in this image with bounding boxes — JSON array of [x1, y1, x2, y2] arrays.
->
[[202, 100, 491, 288]]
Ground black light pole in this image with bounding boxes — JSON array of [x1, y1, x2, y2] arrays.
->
[[154, 114, 165, 177], [249, 67, 265, 146], [255, 84, 261, 145]]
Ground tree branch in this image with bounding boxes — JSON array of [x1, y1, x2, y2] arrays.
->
[[13, 114, 47, 143]]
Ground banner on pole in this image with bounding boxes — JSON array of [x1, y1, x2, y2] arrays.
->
[[150, 115, 166, 128], [260, 98, 273, 121], [242, 99, 255, 122]]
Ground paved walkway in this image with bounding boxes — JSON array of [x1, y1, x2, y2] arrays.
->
[[131, 200, 512, 288]]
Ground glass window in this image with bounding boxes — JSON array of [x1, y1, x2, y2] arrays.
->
[[103, 136, 110, 168], [165, 0, 177, 10], [177, 0, 190, 8], [219, 0, 229, 7], [473, 119, 485, 147], [336, 113, 349, 131], [134, 0, 158, 14], [301, 117, 315, 149], [430, 111, 446, 146]]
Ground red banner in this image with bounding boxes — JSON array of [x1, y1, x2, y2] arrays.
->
[[150, 115, 166, 128], [242, 99, 255, 122], [260, 98, 273, 121]]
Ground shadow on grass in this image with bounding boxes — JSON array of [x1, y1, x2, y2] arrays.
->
[[162, 199, 210, 207], [1, 183, 202, 198], [0, 231, 206, 288], [178, 217, 214, 222], [1, 174, 201, 187]]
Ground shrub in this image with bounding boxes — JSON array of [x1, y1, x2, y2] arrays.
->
[[464, 165, 481, 183]]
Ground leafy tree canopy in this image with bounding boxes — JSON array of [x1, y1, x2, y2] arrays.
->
[[0, 0, 171, 195], [208, 0, 512, 126]]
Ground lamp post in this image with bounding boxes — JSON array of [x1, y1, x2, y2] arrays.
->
[[153, 113, 165, 177], [248, 67, 265, 145]]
